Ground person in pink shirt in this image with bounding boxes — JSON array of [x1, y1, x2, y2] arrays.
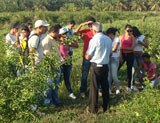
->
[[59, 27, 78, 100], [138, 53, 159, 88], [119, 24, 135, 92]]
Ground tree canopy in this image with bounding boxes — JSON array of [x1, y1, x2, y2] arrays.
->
[[0, 0, 160, 12]]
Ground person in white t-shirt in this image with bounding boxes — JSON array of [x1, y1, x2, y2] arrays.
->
[[28, 20, 49, 65], [6, 22, 19, 46], [106, 27, 120, 94], [131, 26, 148, 89]]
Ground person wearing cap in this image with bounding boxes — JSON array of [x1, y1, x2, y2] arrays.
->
[[137, 53, 159, 88], [5, 22, 19, 46], [42, 25, 62, 106], [74, 16, 96, 98], [59, 27, 78, 100], [40, 20, 50, 41], [28, 20, 48, 65], [85, 22, 112, 113], [105, 27, 120, 95]]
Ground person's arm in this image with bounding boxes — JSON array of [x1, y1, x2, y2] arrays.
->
[[28, 36, 39, 65], [138, 39, 148, 48], [148, 69, 157, 81], [29, 47, 36, 65], [43, 39, 51, 56], [119, 36, 123, 63], [112, 42, 119, 52], [74, 21, 93, 34], [85, 38, 95, 60], [69, 40, 79, 48], [14, 33, 21, 48]]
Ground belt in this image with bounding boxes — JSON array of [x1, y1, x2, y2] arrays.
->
[[91, 62, 108, 67]]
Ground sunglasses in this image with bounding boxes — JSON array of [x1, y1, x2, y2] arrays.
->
[[127, 30, 132, 32]]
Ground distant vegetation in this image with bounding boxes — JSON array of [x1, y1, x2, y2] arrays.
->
[[1, 0, 160, 12]]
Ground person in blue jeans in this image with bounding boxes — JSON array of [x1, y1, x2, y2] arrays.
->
[[74, 16, 96, 98], [41, 25, 62, 106]]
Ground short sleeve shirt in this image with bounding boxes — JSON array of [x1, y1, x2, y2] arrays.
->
[[79, 29, 94, 57], [5, 33, 16, 45], [42, 34, 61, 61], [142, 61, 156, 77], [28, 35, 44, 65], [86, 33, 112, 65], [134, 35, 145, 51]]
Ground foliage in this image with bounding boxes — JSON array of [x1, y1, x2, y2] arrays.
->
[[0, 36, 60, 122], [1, 0, 160, 12], [0, 11, 160, 122]]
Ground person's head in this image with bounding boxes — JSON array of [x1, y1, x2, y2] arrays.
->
[[92, 22, 102, 35], [124, 24, 133, 36], [42, 20, 50, 34], [59, 27, 68, 38], [26, 22, 33, 31], [105, 27, 118, 40], [132, 26, 142, 37], [34, 20, 49, 35], [48, 25, 60, 38], [142, 53, 151, 64], [87, 16, 96, 28], [55, 24, 62, 29], [21, 25, 30, 38], [10, 22, 19, 34], [67, 20, 76, 29]]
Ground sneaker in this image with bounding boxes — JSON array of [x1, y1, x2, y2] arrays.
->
[[69, 93, 76, 99], [126, 87, 132, 92], [116, 90, 120, 95], [80, 92, 86, 98], [131, 85, 139, 91]]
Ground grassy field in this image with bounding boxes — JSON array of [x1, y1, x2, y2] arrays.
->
[[0, 12, 160, 123]]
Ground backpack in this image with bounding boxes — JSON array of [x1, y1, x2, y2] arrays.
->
[[29, 34, 41, 49]]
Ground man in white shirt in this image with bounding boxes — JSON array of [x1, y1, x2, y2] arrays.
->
[[28, 20, 49, 65], [85, 22, 112, 113]]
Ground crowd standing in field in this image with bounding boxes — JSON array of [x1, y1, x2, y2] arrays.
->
[[5, 16, 160, 114]]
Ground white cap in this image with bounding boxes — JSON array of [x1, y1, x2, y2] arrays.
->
[[43, 20, 50, 27], [34, 20, 50, 28], [59, 27, 68, 34]]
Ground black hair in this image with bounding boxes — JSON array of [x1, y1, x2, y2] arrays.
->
[[49, 25, 60, 33], [142, 53, 150, 59], [10, 22, 19, 29], [21, 25, 30, 33], [69, 20, 76, 25], [125, 24, 132, 29], [87, 16, 96, 22], [54, 24, 62, 29], [106, 27, 118, 35], [132, 26, 142, 37], [26, 22, 32, 26]]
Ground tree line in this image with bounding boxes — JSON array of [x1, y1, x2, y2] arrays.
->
[[0, 0, 160, 12]]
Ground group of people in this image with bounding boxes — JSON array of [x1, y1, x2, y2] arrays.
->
[[5, 16, 159, 114]]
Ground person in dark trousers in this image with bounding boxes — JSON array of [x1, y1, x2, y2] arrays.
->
[[119, 24, 135, 92], [85, 22, 112, 113]]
